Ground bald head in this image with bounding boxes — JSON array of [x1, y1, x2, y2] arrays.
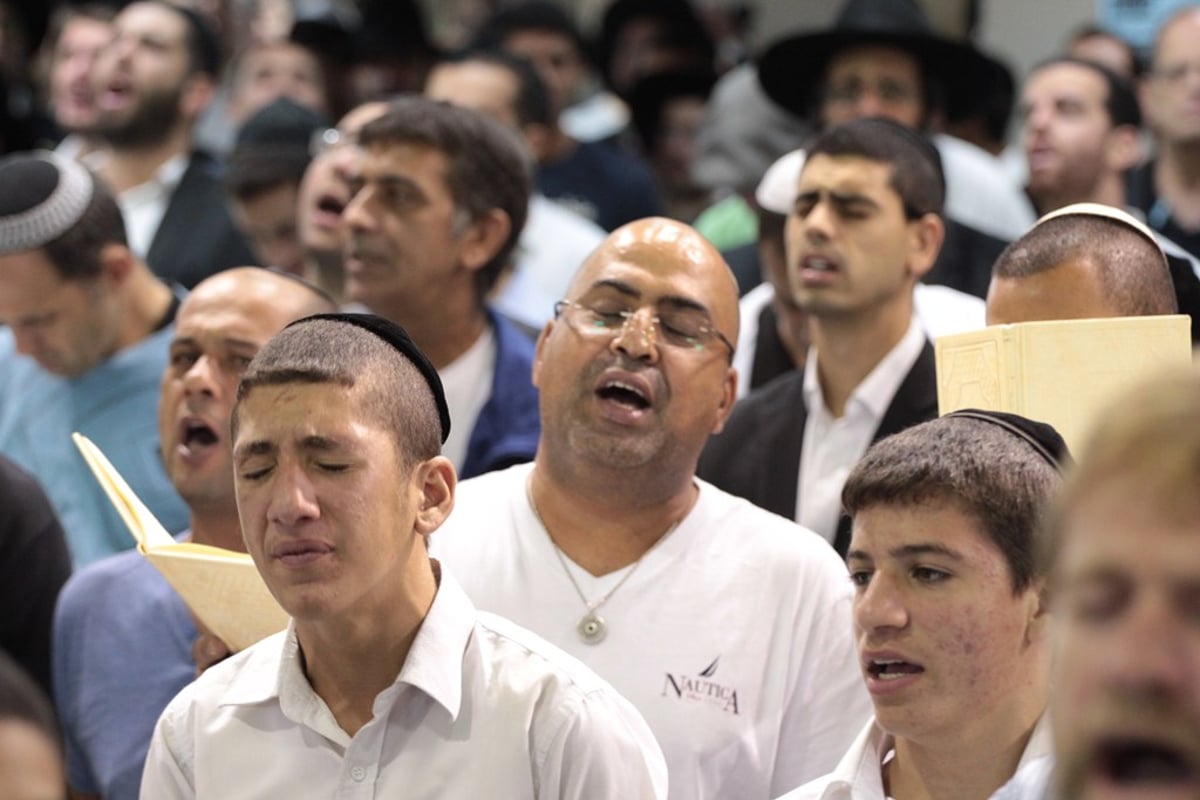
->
[[569, 217, 740, 346], [186, 267, 336, 322], [987, 213, 1177, 324]]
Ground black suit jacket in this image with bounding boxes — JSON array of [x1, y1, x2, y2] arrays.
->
[[697, 341, 939, 556], [145, 151, 257, 289]]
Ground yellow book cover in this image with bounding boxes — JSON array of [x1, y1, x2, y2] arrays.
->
[[935, 315, 1192, 452], [72, 433, 288, 652]]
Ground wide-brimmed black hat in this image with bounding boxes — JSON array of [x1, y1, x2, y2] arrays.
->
[[757, 0, 998, 123]]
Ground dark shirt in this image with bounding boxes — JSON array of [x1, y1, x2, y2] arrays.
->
[[537, 140, 666, 232]]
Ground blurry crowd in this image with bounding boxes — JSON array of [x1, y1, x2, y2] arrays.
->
[[1, 0, 1199, 798]]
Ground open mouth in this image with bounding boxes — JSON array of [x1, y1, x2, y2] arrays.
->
[[180, 419, 219, 453], [866, 659, 924, 680], [1096, 737, 1199, 786], [316, 194, 345, 216], [596, 380, 651, 410]]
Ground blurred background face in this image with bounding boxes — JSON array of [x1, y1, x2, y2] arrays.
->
[[297, 101, 389, 261], [1022, 63, 1115, 206], [820, 45, 926, 129], [0, 250, 119, 377], [0, 719, 62, 800], [1145, 12, 1200, 145], [48, 13, 112, 133], [502, 28, 584, 114], [228, 41, 327, 124], [1052, 477, 1200, 800], [90, 2, 193, 146], [230, 182, 304, 274]]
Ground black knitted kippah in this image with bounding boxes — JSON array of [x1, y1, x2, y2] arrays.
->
[[944, 409, 1072, 471], [286, 313, 452, 443], [0, 151, 94, 254]]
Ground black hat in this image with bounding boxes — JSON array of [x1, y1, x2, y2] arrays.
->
[[757, 0, 998, 123]]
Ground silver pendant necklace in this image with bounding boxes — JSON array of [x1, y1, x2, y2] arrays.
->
[[525, 477, 680, 645]]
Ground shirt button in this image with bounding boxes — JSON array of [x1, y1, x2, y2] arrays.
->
[[350, 766, 366, 782]]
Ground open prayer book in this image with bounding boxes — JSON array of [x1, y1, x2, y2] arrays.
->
[[935, 314, 1192, 453], [72, 433, 289, 652]]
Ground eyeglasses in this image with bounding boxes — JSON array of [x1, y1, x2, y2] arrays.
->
[[309, 127, 360, 158], [554, 300, 734, 358]]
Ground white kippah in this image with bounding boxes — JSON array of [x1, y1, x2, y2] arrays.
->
[[755, 148, 807, 216], [0, 150, 95, 255], [1035, 202, 1169, 270]]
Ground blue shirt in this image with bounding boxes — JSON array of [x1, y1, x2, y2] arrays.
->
[[0, 322, 188, 565], [53, 546, 198, 800]]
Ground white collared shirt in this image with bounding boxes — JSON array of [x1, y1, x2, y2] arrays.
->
[[777, 714, 1053, 799], [797, 318, 926, 543], [140, 569, 668, 799], [439, 324, 497, 471], [115, 152, 188, 259]]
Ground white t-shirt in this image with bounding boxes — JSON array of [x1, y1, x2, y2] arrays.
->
[[779, 715, 1053, 800], [439, 325, 496, 471], [495, 194, 607, 330], [431, 464, 873, 800], [140, 571, 667, 799]]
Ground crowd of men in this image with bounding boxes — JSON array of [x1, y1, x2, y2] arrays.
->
[[0, 0, 1198, 798]]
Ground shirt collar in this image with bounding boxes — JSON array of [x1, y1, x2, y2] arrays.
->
[[217, 560, 476, 723], [816, 718, 892, 799], [803, 315, 925, 421]]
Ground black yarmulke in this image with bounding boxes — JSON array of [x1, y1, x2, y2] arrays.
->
[[0, 158, 59, 217], [944, 409, 1072, 471], [287, 313, 453, 444]]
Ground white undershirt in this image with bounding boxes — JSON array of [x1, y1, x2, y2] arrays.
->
[[111, 153, 188, 260], [797, 317, 926, 543], [439, 324, 496, 470]]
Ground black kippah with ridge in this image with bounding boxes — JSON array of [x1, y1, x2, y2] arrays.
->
[[0, 158, 59, 216]]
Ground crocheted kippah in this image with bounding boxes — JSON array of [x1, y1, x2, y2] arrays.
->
[[0, 151, 94, 255]]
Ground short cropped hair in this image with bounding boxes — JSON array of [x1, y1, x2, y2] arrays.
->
[[232, 318, 442, 466], [1043, 367, 1200, 573], [843, 415, 1063, 593], [43, 177, 129, 281], [805, 117, 946, 219], [1030, 56, 1141, 128], [993, 215, 1177, 315], [358, 97, 532, 298]]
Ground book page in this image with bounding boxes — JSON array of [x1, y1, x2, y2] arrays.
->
[[72, 433, 288, 651], [144, 548, 289, 652]]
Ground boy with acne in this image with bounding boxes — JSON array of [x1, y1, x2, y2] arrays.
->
[[779, 410, 1067, 800]]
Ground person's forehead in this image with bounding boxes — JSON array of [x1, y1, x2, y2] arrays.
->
[[1026, 63, 1108, 104], [799, 153, 896, 195], [826, 43, 922, 80], [850, 502, 1002, 563], [362, 139, 448, 182], [427, 62, 520, 117], [504, 27, 577, 55], [1156, 11, 1200, 62], [116, 2, 188, 42]]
